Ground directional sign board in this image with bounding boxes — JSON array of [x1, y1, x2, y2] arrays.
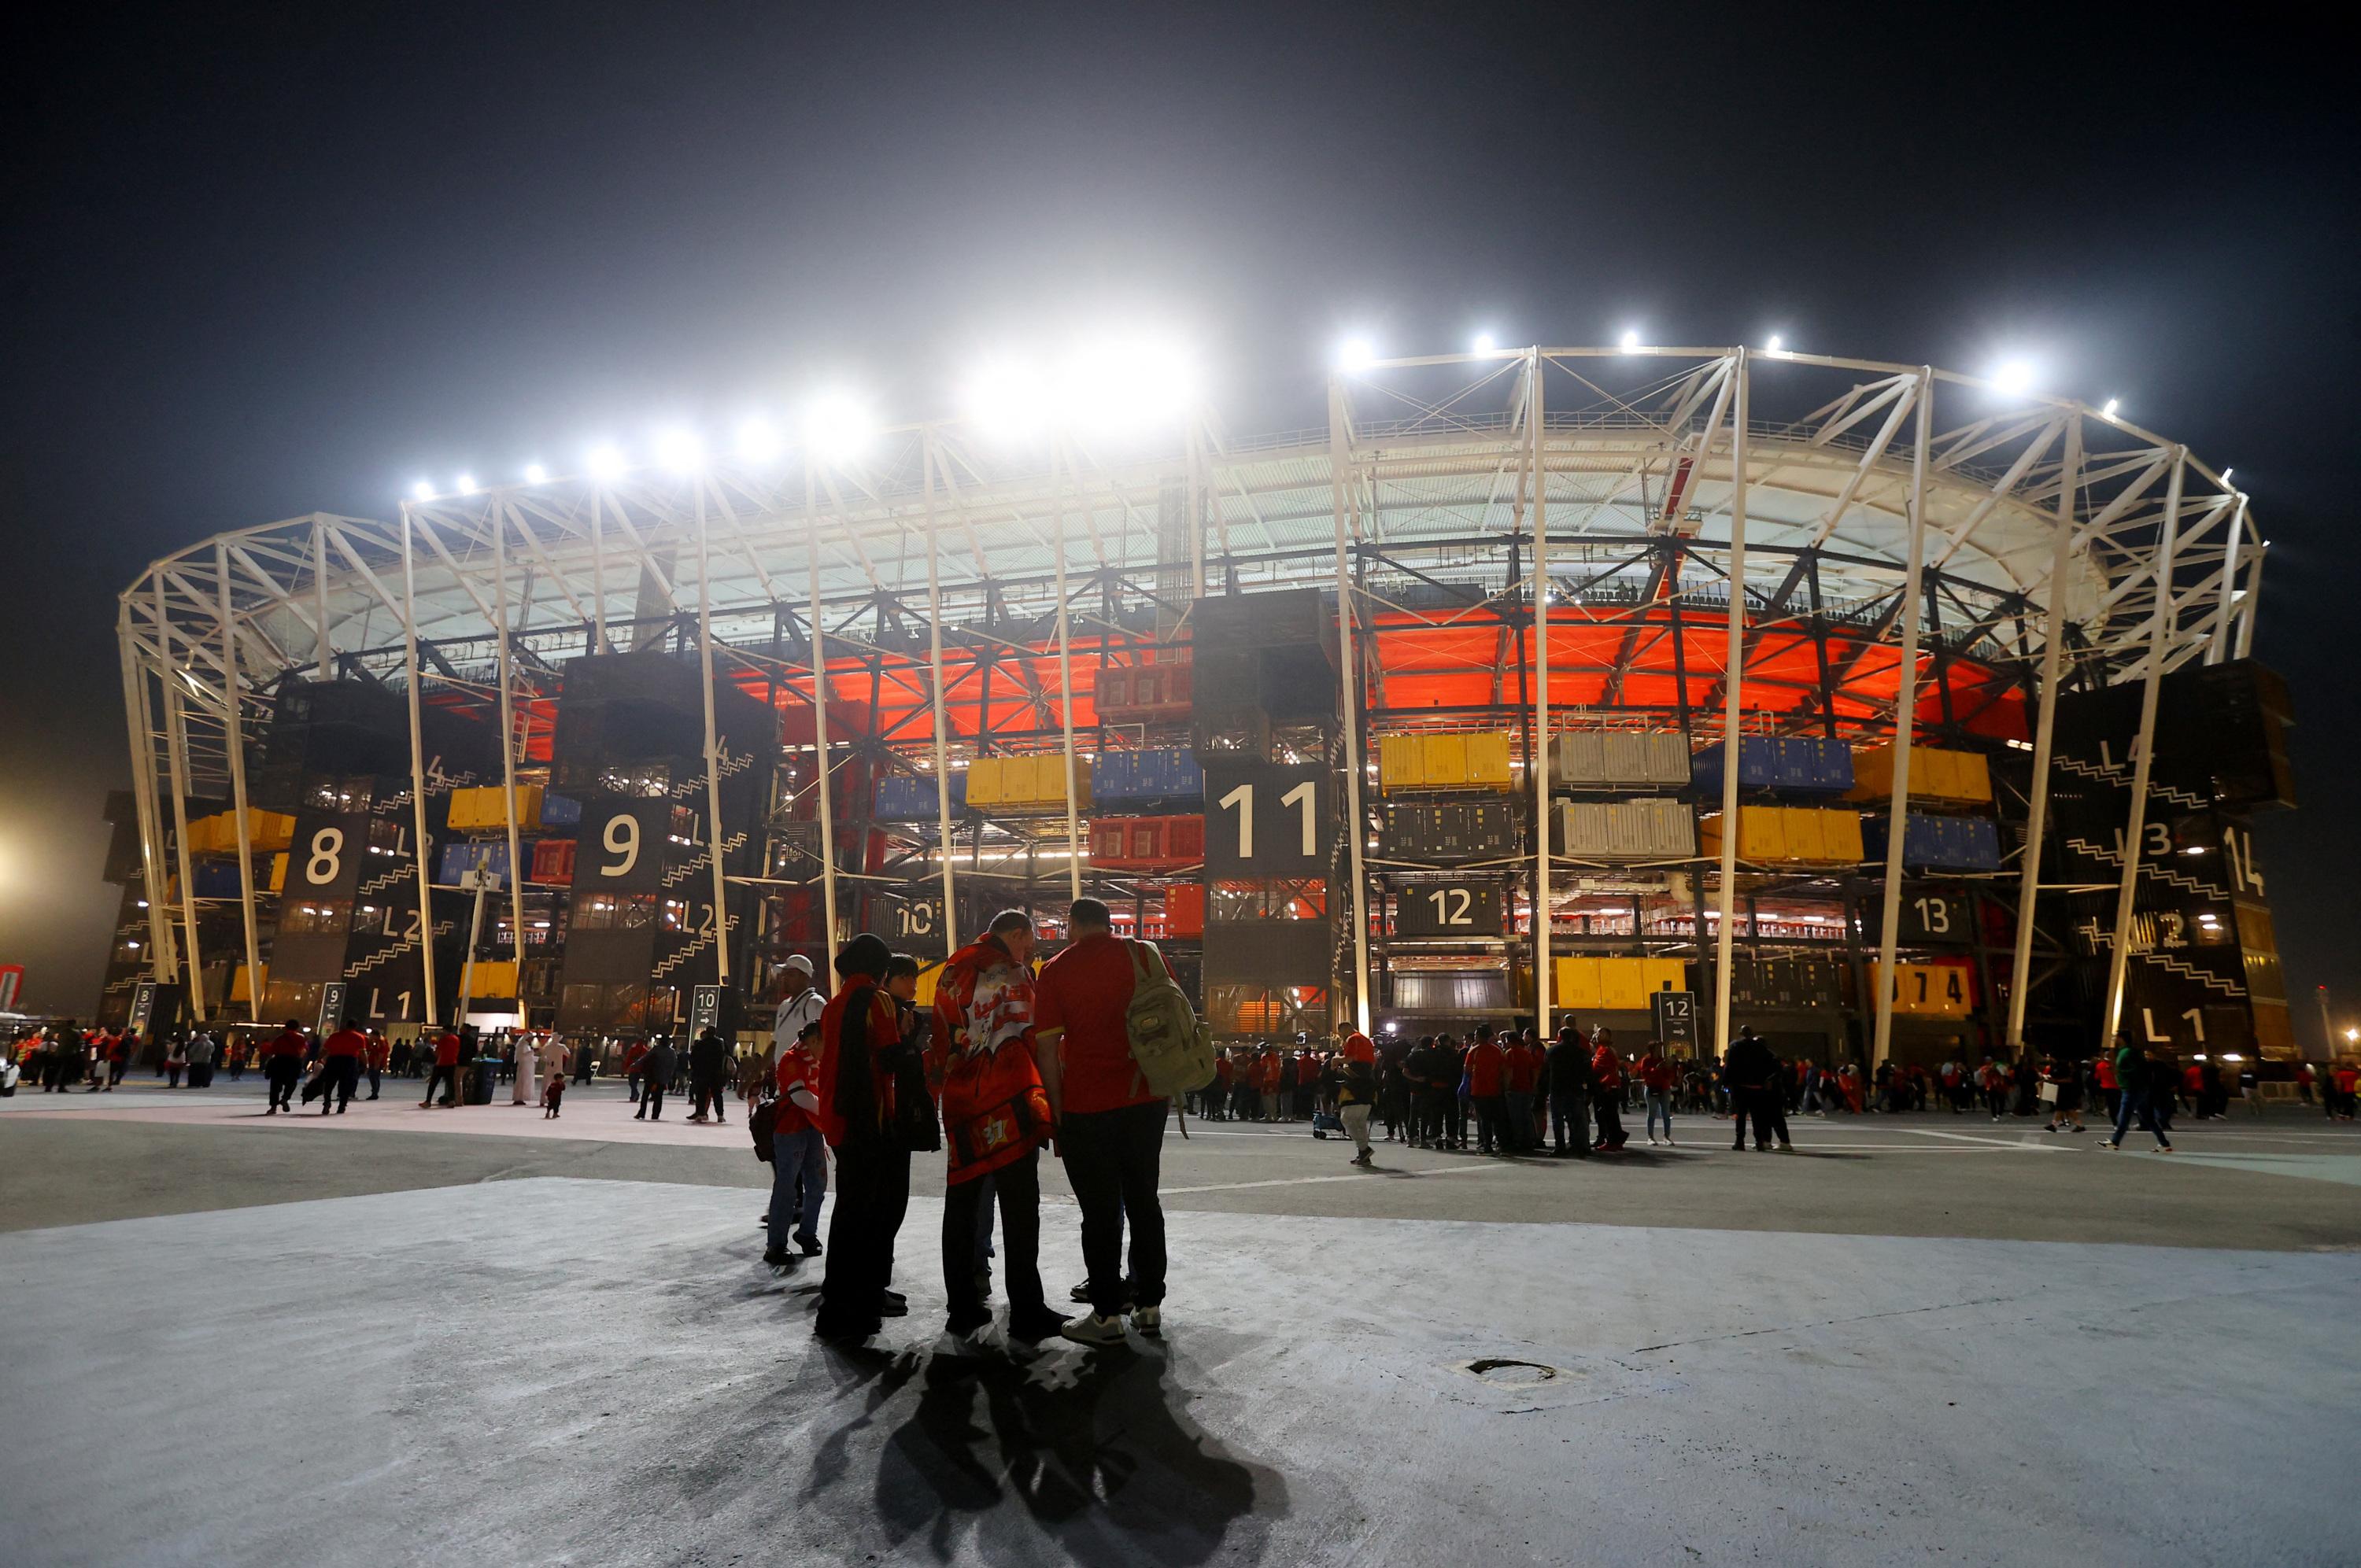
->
[[1650, 988, 1698, 1051], [1395, 880, 1506, 938]]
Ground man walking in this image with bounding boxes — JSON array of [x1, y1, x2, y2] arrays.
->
[[635, 1035, 676, 1121], [687, 1026, 731, 1123], [263, 1020, 308, 1114], [419, 1026, 462, 1108], [1336, 1031, 1377, 1166], [1034, 898, 1173, 1348], [2097, 1034, 2173, 1152], [318, 1019, 368, 1114]]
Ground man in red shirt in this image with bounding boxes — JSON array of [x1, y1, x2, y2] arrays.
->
[[364, 1030, 389, 1100], [814, 933, 914, 1343], [1506, 1028, 1543, 1152], [316, 1020, 368, 1115], [263, 1020, 309, 1114], [1465, 1025, 1509, 1154], [1033, 897, 1173, 1346], [419, 1028, 463, 1109], [762, 1029, 829, 1267]]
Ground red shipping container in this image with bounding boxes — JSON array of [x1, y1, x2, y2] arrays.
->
[[1129, 819, 1166, 861], [1164, 815, 1204, 862], [530, 839, 576, 886], [1166, 883, 1205, 937]]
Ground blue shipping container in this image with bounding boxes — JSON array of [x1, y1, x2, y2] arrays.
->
[[436, 839, 513, 887], [1860, 811, 1999, 872], [540, 792, 583, 829], [874, 773, 966, 821], [194, 860, 244, 899], [1809, 739, 1856, 794], [1093, 748, 1203, 803], [1691, 736, 1776, 795]]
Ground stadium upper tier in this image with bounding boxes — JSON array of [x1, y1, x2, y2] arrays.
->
[[117, 349, 2255, 781]]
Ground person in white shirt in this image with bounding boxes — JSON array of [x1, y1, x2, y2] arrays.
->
[[773, 954, 826, 1057]]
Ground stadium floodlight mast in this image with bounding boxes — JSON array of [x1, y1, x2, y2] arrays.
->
[[1620, 329, 1641, 352], [522, 463, 549, 485], [961, 356, 1054, 443], [1765, 334, 1785, 354], [455, 472, 479, 496], [410, 479, 435, 502], [2101, 399, 2120, 421], [1472, 331, 1499, 355], [1336, 335, 1377, 373], [585, 441, 628, 481], [1991, 359, 2035, 397]]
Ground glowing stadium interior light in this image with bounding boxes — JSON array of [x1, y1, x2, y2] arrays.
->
[[523, 463, 549, 485], [652, 426, 704, 473], [1991, 360, 2035, 397], [455, 472, 479, 496], [1765, 334, 1784, 354], [803, 392, 874, 467], [1336, 336, 1376, 372], [1619, 330, 1640, 352], [585, 442, 627, 481], [734, 415, 781, 464], [1472, 332, 1498, 355], [410, 480, 435, 502], [2101, 398, 2120, 420]]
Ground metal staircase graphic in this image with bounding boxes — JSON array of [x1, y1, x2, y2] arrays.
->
[[652, 912, 740, 980], [2063, 837, 2228, 902], [344, 919, 458, 980]]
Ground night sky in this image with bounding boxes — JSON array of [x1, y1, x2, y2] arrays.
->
[[3, 5, 2354, 1035]]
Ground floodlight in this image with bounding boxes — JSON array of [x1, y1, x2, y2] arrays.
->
[[585, 442, 628, 481], [455, 473, 479, 496], [652, 426, 704, 473], [1765, 334, 1784, 354], [1472, 332, 1498, 355], [1620, 330, 1641, 352], [1336, 336, 1376, 373], [1991, 360, 2035, 397], [411, 480, 435, 502], [2220, 467, 2234, 485], [523, 463, 549, 485], [734, 415, 781, 464], [962, 357, 1052, 442], [803, 392, 874, 467], [2101, 399, 2119, 420], [1059, 330, 1202, 433]]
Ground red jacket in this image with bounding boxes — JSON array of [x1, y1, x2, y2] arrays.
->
[[1590, 1045, 1624, 1091], [815, 980, 901, 1149], [1465, 1041, 1506, 1097], [268, 1028, 309, 1058], [1506, 1042, 1540, 1094]]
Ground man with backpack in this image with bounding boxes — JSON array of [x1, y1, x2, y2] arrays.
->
[[1033, 897, 1206, 1348]]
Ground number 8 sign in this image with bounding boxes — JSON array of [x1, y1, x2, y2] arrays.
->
[[1202, 760, 1330, 878]]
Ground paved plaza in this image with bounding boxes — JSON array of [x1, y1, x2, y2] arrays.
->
[[4, 1080, 2357, 1566]]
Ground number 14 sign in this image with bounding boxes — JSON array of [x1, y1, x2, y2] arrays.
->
[[1203, 760, 1331, 878]]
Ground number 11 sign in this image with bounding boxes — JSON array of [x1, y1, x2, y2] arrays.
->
[[1202, 760, 1330, 878]]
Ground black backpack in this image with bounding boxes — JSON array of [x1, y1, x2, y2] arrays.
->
[[749, 1098, 777, 1162]]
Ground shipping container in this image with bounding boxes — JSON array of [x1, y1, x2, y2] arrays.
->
[[1091, 748, 1203, 804], [540, 793, 583, 830], [1848, 743, 1993, 806], [435, 839, 513, 887], [448, 784, 545, 833], [1555, 799, 1697, 861], [1166, 883, 1206, 938], [1380, 731, 1515, 791], [530, 839, 577, 886], [874, 773, 966, 821], [1552, 731, 1690, 789], [1859, 810, 2001, 872]]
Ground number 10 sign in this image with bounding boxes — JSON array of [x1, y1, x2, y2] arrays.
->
[[1202, 760, 1330, 878]]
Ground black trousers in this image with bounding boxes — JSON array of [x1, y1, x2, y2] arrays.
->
[[944, 1149, 1044, 1329], [1061, 1100, 1168, 1316], [1592, 1090, 1626, 1147], [365, 1064, 379, 1098], [818, 1141, 911, 1337], [423, 1064, 457, 1105], [1473, 1094, 1509, 1153], [638, 1081, 667, 1119], [692, 1075, 727, 1120], [266, 1057, 301, 1109], [320, 1056, 360, 1111], [1550, 1093, 1589, 1153], [1759, 1087, 1790, 1146]]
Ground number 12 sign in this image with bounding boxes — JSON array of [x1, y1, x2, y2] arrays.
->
[[1203, 761, 1330, 878]]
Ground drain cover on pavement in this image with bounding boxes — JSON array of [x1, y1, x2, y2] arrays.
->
[[1456, 1357, 1561, 1388]]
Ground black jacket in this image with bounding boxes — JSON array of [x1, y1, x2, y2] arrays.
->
[[689, 1031, 730, 1079], [1544, 1041, 1591, 1101]]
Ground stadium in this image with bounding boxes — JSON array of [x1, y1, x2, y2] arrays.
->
[[98, 343, 2293, 1072]]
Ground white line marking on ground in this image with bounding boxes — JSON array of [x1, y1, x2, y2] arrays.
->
[[1160, 1164, 1515, 1196]]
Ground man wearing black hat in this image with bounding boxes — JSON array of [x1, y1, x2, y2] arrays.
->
[[814, 933, 916, 1341]]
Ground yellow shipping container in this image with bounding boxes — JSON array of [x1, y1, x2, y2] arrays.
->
[[1464, 732, 1513, 788], [1378, 736, 1421, 791], [1641, 957, 1687, 997], [1871, 961, 1972, 1018], [1849, 743, 1993, 806], [1701, 806, 1787, 863], [1598, 957, 1646, 1010], [1820, 810, 1865, 863], [460, 959, 519, 999], [448, 784, 543, 832], [963, 758, 1003, 806], [230, 962, 268, 1003], [269, 852, 287, 893], [1420, 734, 1469, 788], [1779, 806, 1826, 863], [1554, 956, 1602, 1010], [1949, 751, 1993, 804]]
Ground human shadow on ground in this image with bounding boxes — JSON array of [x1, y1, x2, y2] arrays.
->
[[815, 1337, 1285, 1564]]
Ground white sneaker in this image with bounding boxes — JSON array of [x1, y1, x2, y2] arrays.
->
[[1132, 1305, 1162, 1338], [1060, 1312, 1129, 1348]]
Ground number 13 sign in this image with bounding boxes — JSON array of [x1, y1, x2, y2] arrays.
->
[[1203, 760, 1330, 878]]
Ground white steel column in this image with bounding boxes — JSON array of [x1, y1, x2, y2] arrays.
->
[[216, 545, 264, 1023], [1709, 349, 1752, 1057], [802, 463, 841, 950], [692, 479, 733, 988], [590, 489, 609, 655], [490, 508, 527, 1002], [115, 606, 175, 985], [155, 588, 206, 1012], [2004, 415, 2082, 1050], [2101, 449, 2186, 1044], [312, 517, 334, 682], [1870, 369, 1935, 1070], [2209, 492, 2247, 663], [922, 430, 959, 957], [1325, 374, 1372, 1035], [2234, 547, 2261, 659], [1051, 438, 1084, 903], [1528, 350, 1552, 1034], [401, 510, 441, 1028]]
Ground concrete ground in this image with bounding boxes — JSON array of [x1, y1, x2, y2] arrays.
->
[[4, 1077, 2359, 1566]]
